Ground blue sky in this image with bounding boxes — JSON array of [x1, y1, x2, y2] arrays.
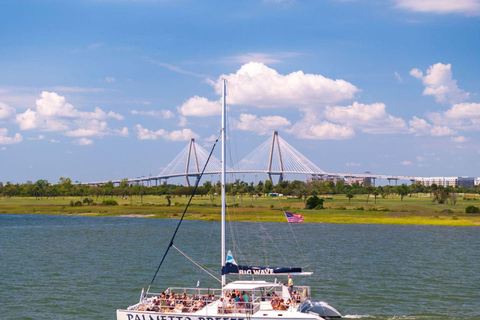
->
[[1, 0, 480, 184]]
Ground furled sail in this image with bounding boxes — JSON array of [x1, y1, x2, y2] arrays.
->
[[221, 262, 302, 275]]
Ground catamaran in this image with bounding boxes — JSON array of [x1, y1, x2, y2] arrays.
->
[[116, 80, 342, 320]]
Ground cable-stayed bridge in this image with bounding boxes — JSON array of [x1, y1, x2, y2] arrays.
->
[[83, 131, 418, 186]]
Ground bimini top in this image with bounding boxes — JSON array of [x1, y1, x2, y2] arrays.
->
[[223, 280, 279, 291]]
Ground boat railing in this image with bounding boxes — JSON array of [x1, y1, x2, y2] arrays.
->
[[292, 285, 311, 302], [217, 297, 261, 315], [135, 297, 215, 313]]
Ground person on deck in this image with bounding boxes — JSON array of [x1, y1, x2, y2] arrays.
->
[[287, 275, 293, 295]]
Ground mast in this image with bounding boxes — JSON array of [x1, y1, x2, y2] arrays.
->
[[221, 78, 226, 288]]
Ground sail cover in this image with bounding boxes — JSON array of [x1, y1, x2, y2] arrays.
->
[[222, 262, 302, 275]]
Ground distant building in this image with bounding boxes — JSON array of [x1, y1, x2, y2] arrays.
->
[[475, 178, 480, 186], [346, 177, 370, 186], [309, 174, 343, 184], [416, 177, 475, 188]]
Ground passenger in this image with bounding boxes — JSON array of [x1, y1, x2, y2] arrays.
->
[[286, 298, 292, 309], [278, 299, 287, 311], [287, 275, 293, 295]]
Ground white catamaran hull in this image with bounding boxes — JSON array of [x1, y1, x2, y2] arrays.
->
[[117, 310, 325, 320]]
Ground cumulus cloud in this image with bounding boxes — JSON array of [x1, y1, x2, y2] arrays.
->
[[74, 138, 94, 146], [105, 77, 116, 83], [444, 102, 480, 119], [0, 102, 15, 119], [135, 125, 199, 141], [15, 92, 126, 141], [178, 96, 221, 117], [324, 102, 407, 134], [396, 0, 480, 15], [130, 109, 175, 119], [179, 62, 360, 117], [408, 116, 457, 136], [292, 120, 355, 140], [213, 62, 359, 108], [401, 160, 413, 166], [451, 136, 469, 143], [410, 63, 470, 104], [0, 128, 23, 145], [236, 113, 291, 135], [114, 127, 129, 137]]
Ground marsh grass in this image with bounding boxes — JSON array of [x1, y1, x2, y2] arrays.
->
[[1, 193, 479, 226]]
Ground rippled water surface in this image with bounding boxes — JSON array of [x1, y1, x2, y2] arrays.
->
[[1, 214, 479, 320]]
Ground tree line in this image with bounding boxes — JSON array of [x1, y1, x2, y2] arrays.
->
[[1, 177, 479, 204]]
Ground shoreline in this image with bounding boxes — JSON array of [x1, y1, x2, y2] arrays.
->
[[1, 194, 479, 227]]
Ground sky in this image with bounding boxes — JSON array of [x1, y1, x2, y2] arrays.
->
[[1, 0, 480, 184]]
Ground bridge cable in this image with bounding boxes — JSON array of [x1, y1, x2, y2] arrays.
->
[[146, 131, 222, 294]]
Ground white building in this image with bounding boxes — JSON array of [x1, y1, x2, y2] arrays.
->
[[416, 177, 475, 188], [475, 177, 480, 186]]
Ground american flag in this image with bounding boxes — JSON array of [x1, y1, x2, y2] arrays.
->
[[284, 212, 304, 223]]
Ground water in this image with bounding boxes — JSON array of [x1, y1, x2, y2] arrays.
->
[[0, 214, 479, 320]]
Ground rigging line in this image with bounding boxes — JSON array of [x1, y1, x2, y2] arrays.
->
[[146, 131, 222, 294], [197, 214, 217, 286], [258, 221, 290, 266], [172, 245, 222, 283], [275, 197, 311, 271]]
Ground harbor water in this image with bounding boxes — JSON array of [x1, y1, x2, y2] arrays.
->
[[0, 214, 479, 320]]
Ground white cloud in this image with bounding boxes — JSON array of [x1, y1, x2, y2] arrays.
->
[[431, 125, 457, 136], [396, 0, 480, 15], [1, 146, 5, 151], [293, 121, 355, 140], [105, 77, 116, 83], [410, 63, 469, 104], [0, 128, 23, 145], [416, 156, 425, 162], [236, 113, 291, 135], [324, 102, 408, 134], [107, 111, 124, 120], [15, 92, 126, 141], [130, 109, 175, 119], [165, 129, 200, 141], [212, 62, 359, 108], [178, 96, 221, 117], [135, 125, 199, 141], [401, 160, 413, 166], [408, 116, 457, 136], [136, 124, 160, 140], [444, 102, 480, 119], [114, 127, 129, 137], [74, 138, 94, 146], [0, 102, 15, 119], [409, 116, 432, 136], [50, 139, 59, 143], [451, 136, 469, 143], [178, 115, 188, 127]]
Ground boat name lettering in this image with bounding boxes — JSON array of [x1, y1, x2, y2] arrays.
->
[[126, 315, 243, 320], [239, 268, 274, 275]]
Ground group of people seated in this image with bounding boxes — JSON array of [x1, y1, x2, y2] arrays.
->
[[139, 292, 215, 313], [218, 290, 250, 314]]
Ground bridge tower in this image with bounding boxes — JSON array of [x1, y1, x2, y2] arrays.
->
[[184, 138, 200, 186], [267, 131, 285, 183]]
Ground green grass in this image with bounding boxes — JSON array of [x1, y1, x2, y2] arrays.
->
[[1, 194, 479, 226]]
